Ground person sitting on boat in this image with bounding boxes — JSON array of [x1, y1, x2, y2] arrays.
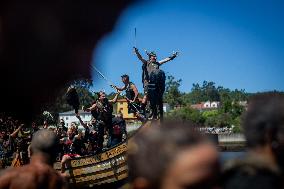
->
[[60, 125, 85, 173], [84, 91, 120, 153], [133, 47, 178, 119]]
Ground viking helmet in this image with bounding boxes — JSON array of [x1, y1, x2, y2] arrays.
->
[[145, 50, 157, 57]]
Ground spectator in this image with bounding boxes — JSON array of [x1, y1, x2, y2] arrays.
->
[[0, 129, 69, 189], [222, 92, 284, 189], [43, 120, 49, 129], [128, 121, 220, 189], [59, 119, 68, 132], [109, 113, 127, 147]]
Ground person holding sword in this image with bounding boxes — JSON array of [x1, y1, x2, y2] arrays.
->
[[133, 47, 178, 120], [113, 74, 141, 113]]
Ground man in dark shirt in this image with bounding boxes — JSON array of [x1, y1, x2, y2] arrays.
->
[[133, 48, 178, 119], [84, 91, 119, 152], [114, 74, 140, 114]]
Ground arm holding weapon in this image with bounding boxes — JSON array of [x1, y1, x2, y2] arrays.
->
[[113, 85, 126, 92], [133, 47, 147, 64], [159, 51, 179, 65], [109, 90, 121, 104], [84, 103, 97, 112], [76, 115, 88, 129]]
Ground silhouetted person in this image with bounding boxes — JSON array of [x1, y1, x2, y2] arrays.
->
[[222, 92, 284, 189], [0, 129, 68, 189], [128, 121, 220, 189], [0, 1, 134, 122]]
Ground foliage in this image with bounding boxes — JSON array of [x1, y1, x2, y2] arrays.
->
[[163, 75, 183, 108], [166, 106, 204, 124], [163, 74, 249, 133]]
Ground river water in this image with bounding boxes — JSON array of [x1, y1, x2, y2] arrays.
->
[[220, 151, 245, 164]]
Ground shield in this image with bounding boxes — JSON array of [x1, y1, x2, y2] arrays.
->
[[66, 87, 80, 114]]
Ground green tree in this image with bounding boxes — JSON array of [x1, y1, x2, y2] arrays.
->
[[166, 106, 204, 124], [190, 81, 220, 103], [190, 83, 204, 103], [163, 75, 183, 108], [201, 81, 220, 102]]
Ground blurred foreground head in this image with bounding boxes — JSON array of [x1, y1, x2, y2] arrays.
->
[[243, 92, 284, 170], [0, 1, 134, 122], [128, 121, 220, 189], [30, 129, 59, 164]]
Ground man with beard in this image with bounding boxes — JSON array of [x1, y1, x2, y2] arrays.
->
[[84, 91, 119, 153], [133, 48, 178, 119], [222, 92, 284, 189]]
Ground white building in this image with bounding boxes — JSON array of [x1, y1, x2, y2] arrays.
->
[[58, 110, 92, 127], [203, 101, 220, 109], [163, 103, 171, 112]]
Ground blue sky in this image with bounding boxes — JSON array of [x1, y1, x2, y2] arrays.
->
[[91, 0, 284, 94]]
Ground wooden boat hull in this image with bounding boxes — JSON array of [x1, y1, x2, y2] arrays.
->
[[53, 121, 152, 188], [54, 142, 128, 188]]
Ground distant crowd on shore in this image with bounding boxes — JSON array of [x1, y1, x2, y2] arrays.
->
[[198, 126, 233, 134]]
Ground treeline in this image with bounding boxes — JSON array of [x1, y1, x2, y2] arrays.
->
[[164, 75, 249, 108], [163, 75, 249, 133]]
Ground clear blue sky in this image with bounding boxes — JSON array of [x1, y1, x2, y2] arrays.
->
[[91, 0, 284, 94]]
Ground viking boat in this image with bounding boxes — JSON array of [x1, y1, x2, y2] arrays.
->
[[53, 121, 151, 188]]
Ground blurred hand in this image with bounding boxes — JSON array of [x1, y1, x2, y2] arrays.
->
[[82, 106, 87, 111], [172, 51, 179, 57], [133, 47, 138, 54]]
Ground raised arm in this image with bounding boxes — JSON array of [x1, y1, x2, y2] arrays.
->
[[10, 124, 24, 138], [84, 103, 97, 112], [158, 52, 178, 65], [133, 47, 147, 64], [114, 84, 126, 92], [109, 92, 120, 104], [76, 115, 88, 129]]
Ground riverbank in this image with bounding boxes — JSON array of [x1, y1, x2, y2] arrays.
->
[[218, 141, 246, 152]]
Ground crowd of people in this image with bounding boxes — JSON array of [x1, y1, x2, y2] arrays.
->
[[0, 112, 127, 170], [0, 115, 37, 168], [1, 91, 284, 189], [0, 44, 283, 189], [128, 92, 284, 189], [198, 126, 233, 134]]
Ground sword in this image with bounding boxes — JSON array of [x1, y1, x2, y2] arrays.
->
[[134, 28, 137, 48], [91, 65, 116, 89]]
